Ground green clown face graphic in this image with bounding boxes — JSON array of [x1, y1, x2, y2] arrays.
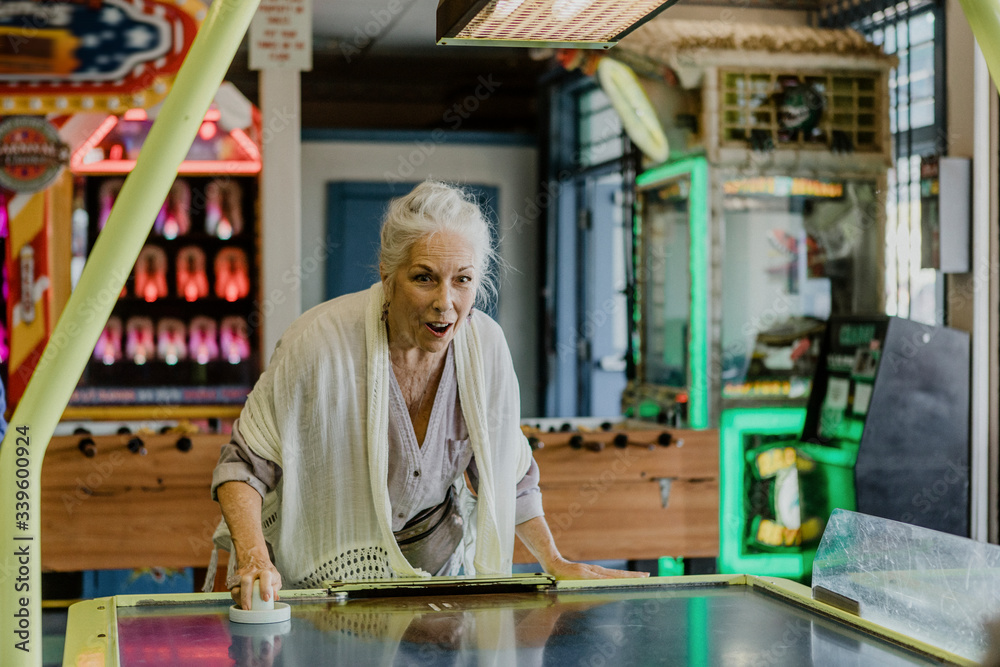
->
[[778, 83, 825, 137]]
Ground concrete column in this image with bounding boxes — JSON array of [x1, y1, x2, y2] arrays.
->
[[258, 68, 303, 361]]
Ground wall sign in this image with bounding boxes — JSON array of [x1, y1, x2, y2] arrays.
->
[[249, 0, 313, 71], [0, 116, 69, 194], [0, 0, 205, 114]]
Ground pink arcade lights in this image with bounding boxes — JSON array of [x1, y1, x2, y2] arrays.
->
[[90, 177, 254, 367]]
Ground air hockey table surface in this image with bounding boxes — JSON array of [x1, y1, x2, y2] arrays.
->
[[63, 573, 971, 666]]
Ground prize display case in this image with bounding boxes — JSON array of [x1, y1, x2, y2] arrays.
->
[[66, 105, 262, 418], [627, 162, 884, 424], [630, 160, 884, 580]]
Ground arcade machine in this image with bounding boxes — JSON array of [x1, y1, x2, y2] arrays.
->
[[607, 21, 897, 578], [67, 102, 262, 415], [43, 99, 264, 596], [0, 0, 234, 600], [0, 0, 206, 414], [717, 314, 969, 581]]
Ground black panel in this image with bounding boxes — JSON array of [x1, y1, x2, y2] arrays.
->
[[803, 315, 970, 537], [857, 317, 970, 535]]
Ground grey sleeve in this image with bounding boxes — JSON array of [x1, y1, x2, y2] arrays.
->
[[211, 418, 283, 501], [467, 454, 544, 525]]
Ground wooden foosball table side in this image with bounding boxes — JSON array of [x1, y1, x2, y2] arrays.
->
[[513, 427, 719, 564]]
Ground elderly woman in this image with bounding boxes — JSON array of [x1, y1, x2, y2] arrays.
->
[[214, 181, 644, 610]]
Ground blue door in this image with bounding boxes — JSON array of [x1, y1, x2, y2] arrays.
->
[[325, 181, 418, 299], [582, 176, 629, 416], [325, 181, 500, 312]]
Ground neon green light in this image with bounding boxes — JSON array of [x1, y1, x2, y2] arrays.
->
[[688, 597, 709, 667], [718, 408, 810, 579], [688, 160, 709, 429], [657, 556, 684, 576], [636, 157, 709, 428], [631, 202, 643, 373]]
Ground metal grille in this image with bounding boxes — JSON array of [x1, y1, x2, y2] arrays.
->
[[719, 69, 883, 152], [821, 0, 945, 324]]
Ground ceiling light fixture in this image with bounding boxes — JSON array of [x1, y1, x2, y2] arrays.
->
[[437, 0, 680, 49]]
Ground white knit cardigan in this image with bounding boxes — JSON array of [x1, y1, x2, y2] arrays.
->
[[221, 283, 532, 588]]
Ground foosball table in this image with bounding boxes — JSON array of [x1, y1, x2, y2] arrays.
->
[[514, 418, 718, 565]]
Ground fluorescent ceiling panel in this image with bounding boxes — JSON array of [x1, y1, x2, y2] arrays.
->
[[437, 0, 679, 48]]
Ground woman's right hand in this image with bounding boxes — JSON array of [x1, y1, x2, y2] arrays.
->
[[228, 544, 283, 610]]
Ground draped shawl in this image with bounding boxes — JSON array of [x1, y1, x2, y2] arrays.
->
[[230, 283, 532, 587]]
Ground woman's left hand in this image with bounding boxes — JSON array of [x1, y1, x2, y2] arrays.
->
[[515, 517, 651, 580], [545, 557, 650, 580]]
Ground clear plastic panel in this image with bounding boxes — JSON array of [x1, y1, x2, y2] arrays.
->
[[812, 509, 1000, 662]]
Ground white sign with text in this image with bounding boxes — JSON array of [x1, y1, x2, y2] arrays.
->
[[249, 0, 313, 71]]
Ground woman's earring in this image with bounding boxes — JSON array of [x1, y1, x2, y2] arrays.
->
[[382, 301, 390, 323], [467, 307, 474, 322]]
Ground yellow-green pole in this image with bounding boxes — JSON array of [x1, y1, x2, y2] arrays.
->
[[0, 0, 261, 664], [956, 0, 1000, 87]]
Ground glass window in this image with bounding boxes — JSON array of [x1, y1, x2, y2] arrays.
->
[[909, 11, 936, 45], [720, 177, 884, 391], [637, 179, 691, 387], [576, 86, 623, 168], [823, 2, 944, 324]]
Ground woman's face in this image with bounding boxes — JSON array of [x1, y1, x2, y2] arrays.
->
[[384, 231, 478, 357]]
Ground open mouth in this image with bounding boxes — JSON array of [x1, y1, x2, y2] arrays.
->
[[425, 322, 453, 337]]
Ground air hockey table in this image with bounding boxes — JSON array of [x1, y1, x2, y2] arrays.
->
[[62, 573, 973, 666]]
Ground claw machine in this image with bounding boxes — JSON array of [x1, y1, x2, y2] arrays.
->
[[611, 20, 898, 579]]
